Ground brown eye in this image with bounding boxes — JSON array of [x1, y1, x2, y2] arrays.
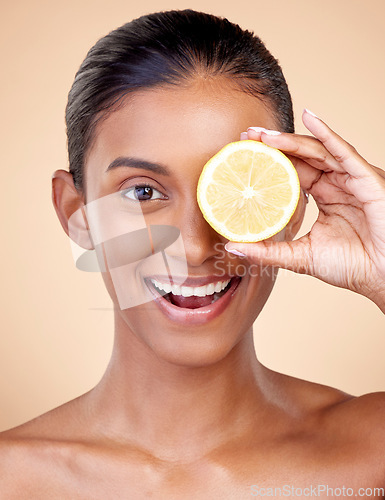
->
[[135, 186, 153, 200], [122, 185, 166, 202]]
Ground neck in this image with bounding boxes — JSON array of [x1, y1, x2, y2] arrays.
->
[[86, 310, 273, 462]]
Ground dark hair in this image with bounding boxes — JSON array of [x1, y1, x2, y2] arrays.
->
[[66, 9, 294, 192]]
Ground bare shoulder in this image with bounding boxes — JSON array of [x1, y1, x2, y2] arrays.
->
[[322, 390, 385, 443], [0, 389, 92, 441], [299, 377, 385, 460], [273, 369, 385, 453], [270, 372, 385, 484], [319, 390, 385, 482], [0, 396, 90, 497]]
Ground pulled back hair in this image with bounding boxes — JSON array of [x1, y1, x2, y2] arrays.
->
[[66, 9, 294, 191]]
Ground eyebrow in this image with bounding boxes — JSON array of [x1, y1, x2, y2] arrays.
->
[[105, 156, 170, 175]]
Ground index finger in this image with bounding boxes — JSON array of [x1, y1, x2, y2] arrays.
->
[[302, 109, 377, 178], [247, 126, 347, 175], [250, 110, 374, 179]]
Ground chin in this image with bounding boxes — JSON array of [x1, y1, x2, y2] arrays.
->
[[141, 323, 253, 369], [115, 292, 266, 370], [109, 264, 277, 368]]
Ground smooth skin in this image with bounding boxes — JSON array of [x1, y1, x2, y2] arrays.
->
[[0, 79, 384, 499]]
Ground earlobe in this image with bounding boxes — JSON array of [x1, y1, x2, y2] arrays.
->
[[51, 170, 94, 250]]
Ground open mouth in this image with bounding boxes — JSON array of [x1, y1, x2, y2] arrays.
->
[[147, 277, 240, 309]]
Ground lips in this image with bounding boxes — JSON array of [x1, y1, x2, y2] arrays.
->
[[145, 275, 242, 325]]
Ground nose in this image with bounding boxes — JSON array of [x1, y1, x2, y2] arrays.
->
[[176, 198, 224, 267]]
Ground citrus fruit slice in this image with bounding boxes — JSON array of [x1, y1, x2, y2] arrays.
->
[[197, 140, 300, 242]]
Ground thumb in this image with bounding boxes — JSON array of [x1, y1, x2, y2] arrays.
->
[[225, 235, 314, 275]]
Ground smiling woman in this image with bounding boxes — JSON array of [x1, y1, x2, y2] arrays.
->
[[1, 8, 385, 498]]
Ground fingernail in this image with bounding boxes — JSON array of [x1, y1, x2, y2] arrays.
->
[[247, 127, 281, 136], [240, 132, 248, 140], [225, 244, 246, 257], [304, 108, 319, 119]]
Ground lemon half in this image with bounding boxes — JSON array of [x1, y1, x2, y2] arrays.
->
[[197, 140, 300, 242]]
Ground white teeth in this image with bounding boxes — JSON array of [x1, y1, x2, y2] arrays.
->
[[161, 283, 172, 294], [181, 286, 194, 297], [194, 286, 207, 297], [151, 278, 231, 298]]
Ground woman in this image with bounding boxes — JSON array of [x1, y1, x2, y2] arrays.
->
[[1, 9, 384, 498]]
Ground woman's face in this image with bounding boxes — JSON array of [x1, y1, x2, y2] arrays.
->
[[82, 78, 291, 367]]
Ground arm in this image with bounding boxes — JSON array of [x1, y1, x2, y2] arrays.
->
[[226, 109, 385, 314]]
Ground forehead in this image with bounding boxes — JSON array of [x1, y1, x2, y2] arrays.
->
[[85, 79, 279, 190]]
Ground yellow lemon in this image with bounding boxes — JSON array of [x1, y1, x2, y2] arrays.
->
[[197, 140, 300, 242]]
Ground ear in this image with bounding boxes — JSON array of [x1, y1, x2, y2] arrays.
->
[[51, 170, 94, 250], [285, 189, 307, 241]]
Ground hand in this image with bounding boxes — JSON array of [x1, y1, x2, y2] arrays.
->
[[226, 109, 385, 313]]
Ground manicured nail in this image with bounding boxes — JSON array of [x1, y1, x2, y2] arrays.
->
[[304, 108, 319, 119], [240, 132, 248, 140], [225, 244, 246, 257], [247, 127, 281, 136]]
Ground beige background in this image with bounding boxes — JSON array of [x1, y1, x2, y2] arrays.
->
[[1, 0, 384, 432]]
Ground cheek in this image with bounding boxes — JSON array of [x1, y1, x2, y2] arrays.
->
[[99, 270, 119, 305], [98, 264, 155, 314], [246, 263, 278, 318], [249, 265, 278, 294], [97, 256, 158, 311]]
